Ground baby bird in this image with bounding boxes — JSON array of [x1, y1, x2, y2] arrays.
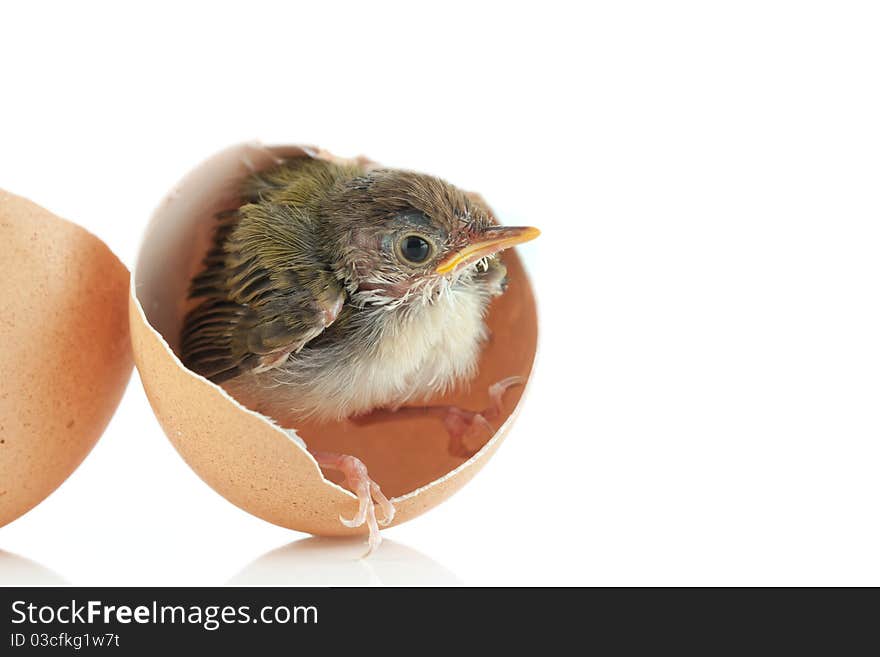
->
[[181, 155, 539, 553]]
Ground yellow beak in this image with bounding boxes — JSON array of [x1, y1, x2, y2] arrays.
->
[[435, 225, 541, 275]]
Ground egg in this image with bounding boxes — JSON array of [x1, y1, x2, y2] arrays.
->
[[129, 143, 537, 536], [0, 191, 132, 528]]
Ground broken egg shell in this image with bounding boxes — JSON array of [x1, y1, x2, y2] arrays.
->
[[129, 143, 538, 536], [0, 191, 132, 529]]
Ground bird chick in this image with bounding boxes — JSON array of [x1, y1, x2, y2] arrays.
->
[[181, 156, 539, 554]]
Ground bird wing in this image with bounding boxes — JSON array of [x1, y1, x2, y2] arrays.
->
[[181, 202, 345, 384]]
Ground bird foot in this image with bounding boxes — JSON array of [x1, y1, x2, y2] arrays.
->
[[309, 451, 395, 557], [443, 375, 525, 458]]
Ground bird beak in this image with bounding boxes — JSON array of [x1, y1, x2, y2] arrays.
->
[[435, 225, 541, 275]]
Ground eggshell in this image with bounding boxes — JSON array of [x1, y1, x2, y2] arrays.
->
[[130, 143, 537, 536], [0, 191, 132, 528]]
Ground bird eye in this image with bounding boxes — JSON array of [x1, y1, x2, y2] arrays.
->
[[398, 234, 433, 264]]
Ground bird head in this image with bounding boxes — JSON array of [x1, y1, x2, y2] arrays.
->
[[322, 169, 539, 307]]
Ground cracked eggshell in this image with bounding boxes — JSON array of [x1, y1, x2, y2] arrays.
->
[[0, 191, 132, 529], [129, 143, 538, 536]]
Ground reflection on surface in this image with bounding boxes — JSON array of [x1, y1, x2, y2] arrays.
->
[[229, 537, 462, 586], [0, 550, 68, 585]]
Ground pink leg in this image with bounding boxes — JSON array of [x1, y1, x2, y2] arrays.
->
[[351, 375, 525, 458], [310, 451, 395, 557]]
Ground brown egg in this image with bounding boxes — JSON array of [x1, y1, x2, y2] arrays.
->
[[129, 143, 538, 536], [0, 192, 132, 528]]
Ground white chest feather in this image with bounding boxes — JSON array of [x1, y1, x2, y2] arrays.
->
[[366, 285, 488, 405], [232, 285, 490, 422]]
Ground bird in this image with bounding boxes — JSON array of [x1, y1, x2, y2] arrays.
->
[[180, 154, 539, 553]]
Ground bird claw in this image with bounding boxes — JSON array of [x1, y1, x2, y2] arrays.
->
[[313, 451, 395, 557], [488, 375, 526, 415], [444, 375, 525, 458], [338, 476, 395, 527]]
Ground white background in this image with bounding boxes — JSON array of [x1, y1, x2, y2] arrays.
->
[[1, 1, 879, 586]]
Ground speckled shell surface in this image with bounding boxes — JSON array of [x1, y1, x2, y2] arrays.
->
[[0, 191, 132, 528]]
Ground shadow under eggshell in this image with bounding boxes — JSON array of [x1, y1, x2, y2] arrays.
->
[[129, 143, 538, 535], [0, 191, 132, 529]]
